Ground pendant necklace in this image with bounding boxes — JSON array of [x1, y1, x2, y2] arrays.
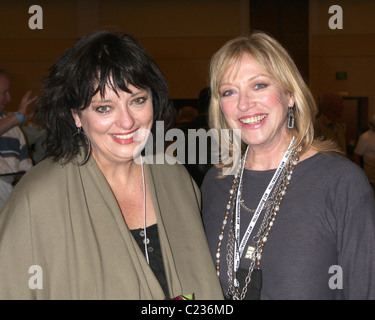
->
[[215, 137, 301, 300], [140, 155, 149, 264]]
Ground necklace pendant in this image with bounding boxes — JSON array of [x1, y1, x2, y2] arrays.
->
[[234, 278, 239, 287]]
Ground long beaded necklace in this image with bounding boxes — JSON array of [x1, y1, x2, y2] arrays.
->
[[215, 138, 301, 300]]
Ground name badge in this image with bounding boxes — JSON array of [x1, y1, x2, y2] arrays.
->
[[245, 245, 255, 260]]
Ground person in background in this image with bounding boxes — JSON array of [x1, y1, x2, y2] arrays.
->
[[314, 92, 347, 154], [175, 105, 199, 127], [0, 30, 223, 300], [354, 114, 375, 194], [0, 69, 36, 135], [174, 89, 214, 187], [201, 31, 375, 300], [0, 69, 35, 210]]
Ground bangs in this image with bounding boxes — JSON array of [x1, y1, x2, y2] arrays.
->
[[212, 46, 244, 94], [77, 32, 155, 109], [212, 40, 273, 95], [91, 67, 147, 104]]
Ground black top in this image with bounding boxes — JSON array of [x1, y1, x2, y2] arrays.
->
[[130, 223, 169, 298]]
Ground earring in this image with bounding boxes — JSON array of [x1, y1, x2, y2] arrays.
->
[[73, 126, 82, 136], [286, 106, 295, 130], [74, 127, 91, 165], [80, 138, 91, 165], [229, 128, 233, 144]]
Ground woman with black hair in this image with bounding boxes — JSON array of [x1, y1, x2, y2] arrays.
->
[[0, 30, 223, 300]]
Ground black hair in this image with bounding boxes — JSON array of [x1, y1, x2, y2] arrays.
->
[[35, 30, 175, 164]]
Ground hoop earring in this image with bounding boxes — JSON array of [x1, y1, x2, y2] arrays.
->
[[74, 126, 91, 165], [80, 136, 91, 165], [286, 105, 295, 130], [73, 126, 82, 136]]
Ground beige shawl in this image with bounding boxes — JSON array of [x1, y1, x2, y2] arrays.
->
[[0, 155, 223, 300]]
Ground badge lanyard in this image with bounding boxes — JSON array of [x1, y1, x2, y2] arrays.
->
[[234, 137, 296, 274]]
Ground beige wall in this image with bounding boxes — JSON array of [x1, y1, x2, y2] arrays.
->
[[309, 0, 375, 119], [0, 0, 249, 112]]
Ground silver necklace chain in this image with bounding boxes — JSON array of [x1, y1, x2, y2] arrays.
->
[[240, 199, 274, 213], [218, 145, 301, 300]]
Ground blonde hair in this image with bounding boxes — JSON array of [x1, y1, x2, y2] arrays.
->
[[209, 31, 339, 168]]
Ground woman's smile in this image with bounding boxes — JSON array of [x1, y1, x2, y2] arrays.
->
[[110, 130, 137, 144], [239, 114, 268, 126]]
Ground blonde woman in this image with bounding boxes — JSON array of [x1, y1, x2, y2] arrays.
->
[[201, 31, 375, 300]]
